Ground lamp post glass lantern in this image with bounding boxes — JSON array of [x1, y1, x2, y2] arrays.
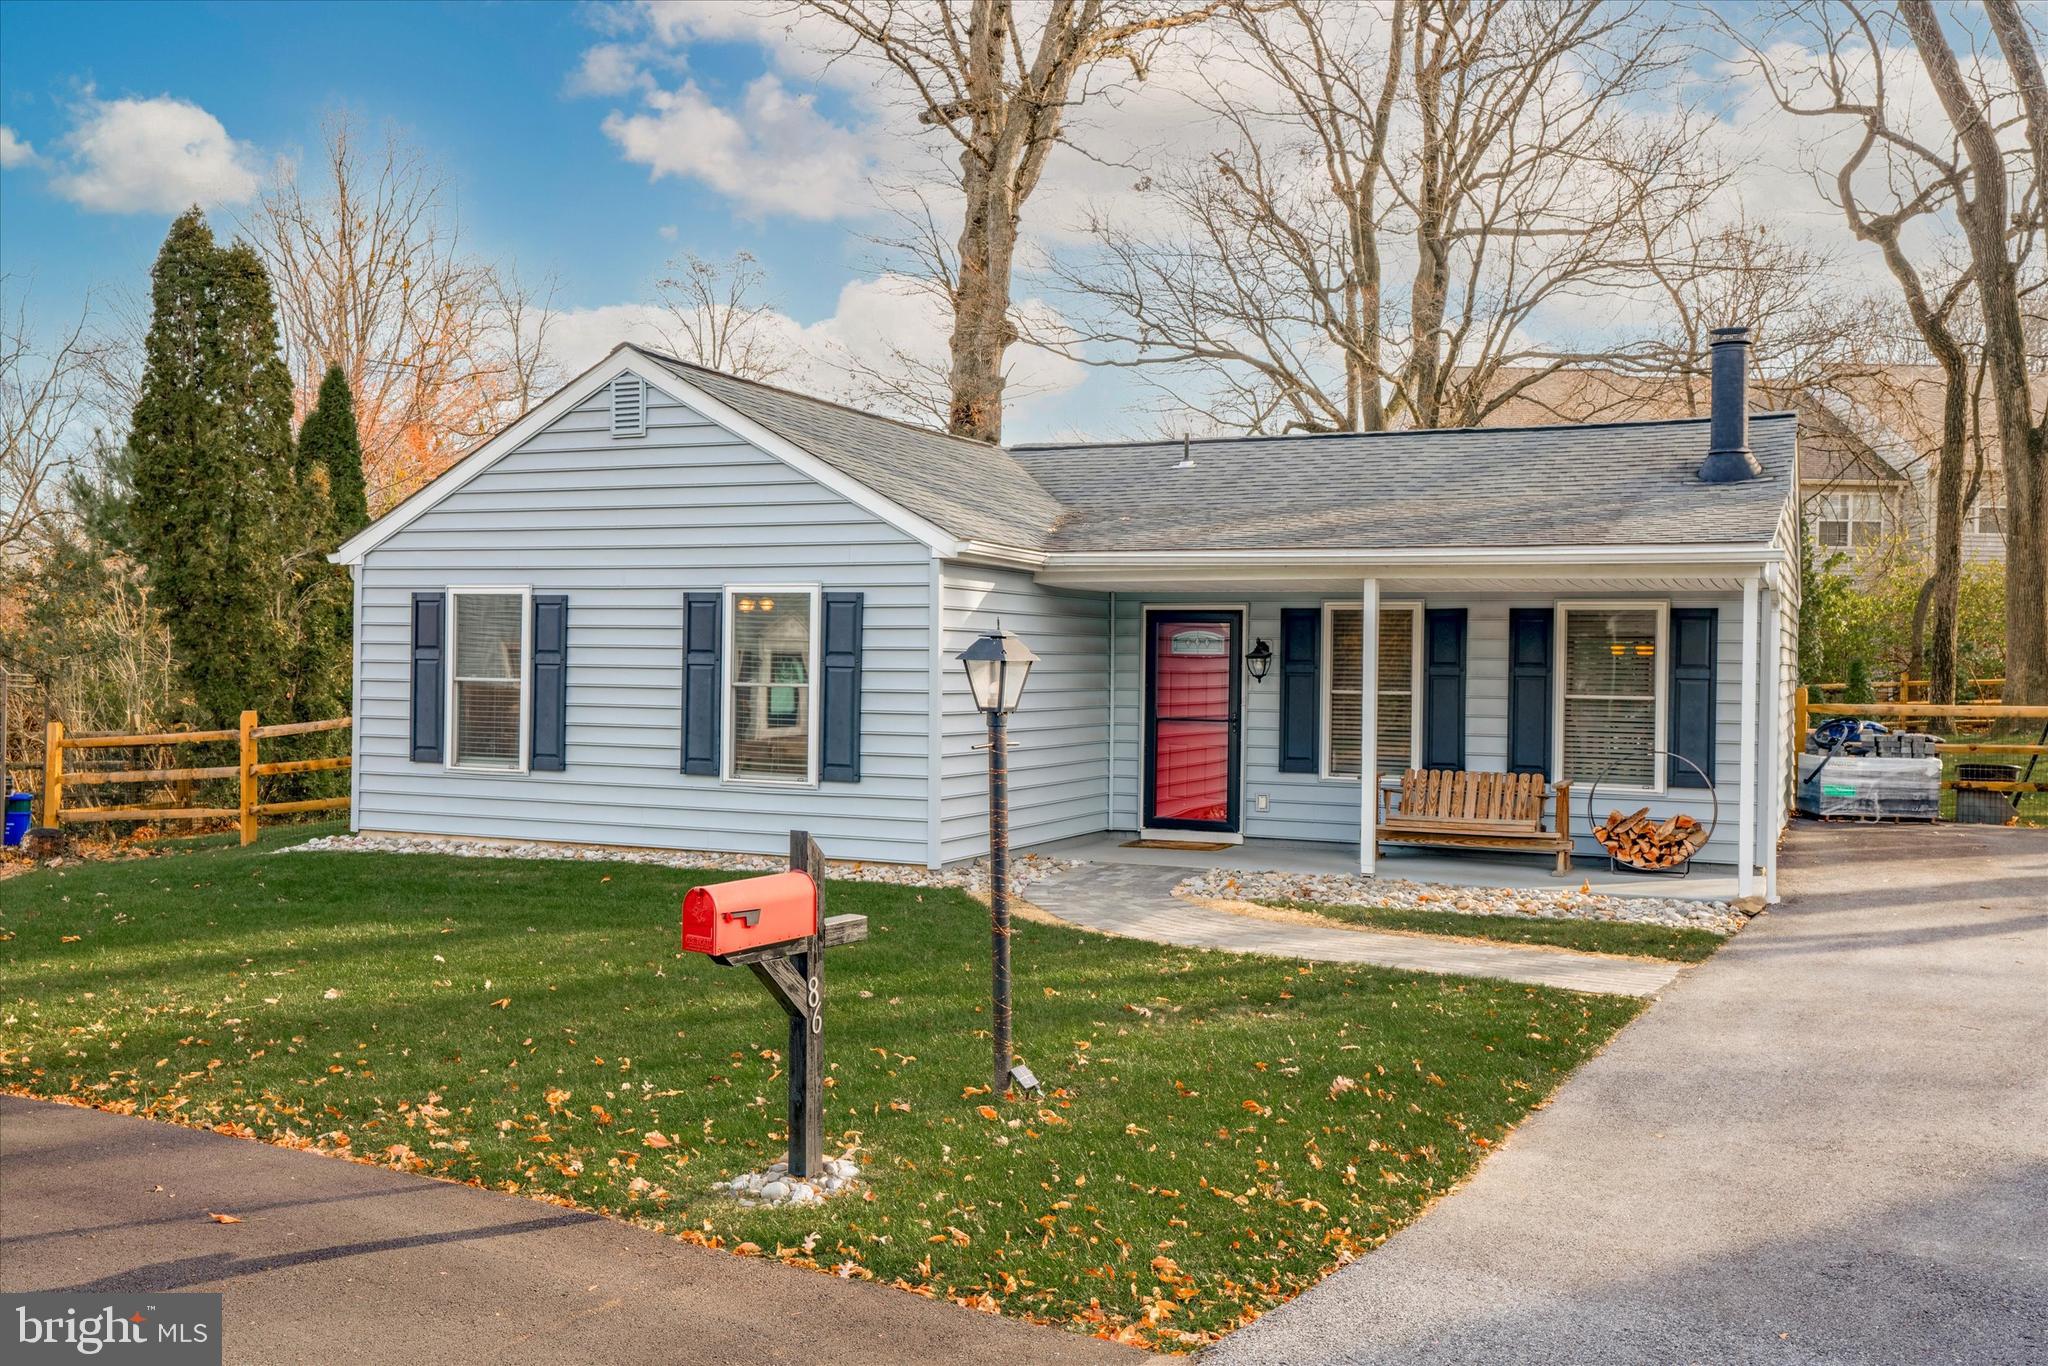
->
[[957, 628, 1036, 1094]]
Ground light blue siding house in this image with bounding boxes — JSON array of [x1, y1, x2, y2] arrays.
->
[[334, 332, 1802, 901]]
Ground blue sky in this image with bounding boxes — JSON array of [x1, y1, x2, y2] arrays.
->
[[0, 1, 892, 391], [0, 0, 1971, 444]]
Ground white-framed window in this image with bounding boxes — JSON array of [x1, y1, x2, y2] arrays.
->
[[1554, 601, 1668, 793], [1321, 601, 1422, 780], [447, 586, 531, 773], [723, 585, 820, 786], [1810, 491, 1887, 547], [1970, 489, 2006, 536]]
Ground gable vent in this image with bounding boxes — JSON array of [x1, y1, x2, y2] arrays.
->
[[610, 374, 647, 439]]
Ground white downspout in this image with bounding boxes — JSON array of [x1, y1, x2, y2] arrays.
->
[[1360, 577, 1380, 875], [1106, 591, 1117, 833], [1737, 573, 1759, 899], [1763, 572, 1783, 904]]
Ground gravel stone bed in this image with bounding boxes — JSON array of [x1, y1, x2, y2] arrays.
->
[[1178, 868, 1747, 935], [283, 832, 1072, 897], [723, 1153, 862, 1207]]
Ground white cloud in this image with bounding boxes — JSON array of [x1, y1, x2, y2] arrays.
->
[[602, 74, 874, 221], [567, 42, 653, 97], [658, 223, 678, 240], [545, 272, 1086, 429], [49, 96, 260, 213], [0, 126, 40, 169]]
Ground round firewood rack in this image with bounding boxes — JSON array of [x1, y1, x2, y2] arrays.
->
[[1585, 751, 1718, 878]]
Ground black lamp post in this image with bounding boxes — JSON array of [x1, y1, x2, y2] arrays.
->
[[957, 626, 1037, 1094]]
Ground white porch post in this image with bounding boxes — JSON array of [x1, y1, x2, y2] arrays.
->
[[1764, 573, 1782, 904], [1360, 578, 1380, 875], [1737, 573, 1759, 899]]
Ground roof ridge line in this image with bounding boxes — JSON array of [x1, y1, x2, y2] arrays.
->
[[1010, 410, 1798, 450]]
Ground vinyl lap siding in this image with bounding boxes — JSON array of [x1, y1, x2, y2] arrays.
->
[[353, 383, 933, 864], [937, 566, 1110, 862]]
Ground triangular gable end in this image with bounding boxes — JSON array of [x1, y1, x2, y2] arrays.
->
[[330, 346, 963, 565]]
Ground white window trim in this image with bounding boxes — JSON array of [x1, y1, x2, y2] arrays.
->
[[721, 583, 822, 789], [1552, 598, 1669, 797], [1320, 599, 1423, 783], [445, 584, 532, 775]]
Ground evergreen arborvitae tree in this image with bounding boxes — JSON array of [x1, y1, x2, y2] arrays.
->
[[299, 363, 369, 540], [123, 208, 301, 725], [290, 363, 366, 728]]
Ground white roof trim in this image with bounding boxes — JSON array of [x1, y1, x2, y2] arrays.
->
[[331, 346, 962, 565], [1039, 543, 1784, 571]]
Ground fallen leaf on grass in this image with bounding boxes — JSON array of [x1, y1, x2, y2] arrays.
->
[[322, 988, 342, 1000], [642, 1132, 672, 1149], [490, 998, 511, 1009], [976, 1106, 1000, 1121]]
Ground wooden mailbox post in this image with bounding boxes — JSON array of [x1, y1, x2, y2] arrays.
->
[[680, 830, 867, 1179]]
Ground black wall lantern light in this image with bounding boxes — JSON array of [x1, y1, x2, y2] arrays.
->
[[956, 625, 1037, 1095], [1244, 637, 1274, 683]]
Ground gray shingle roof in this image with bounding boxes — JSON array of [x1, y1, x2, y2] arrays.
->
[[637, 348, 1068, 549], [641, 347, 1795, 554], [1011, 415, 1797, 551]]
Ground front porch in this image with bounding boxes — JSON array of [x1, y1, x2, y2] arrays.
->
[[1034, 831, 1745, 903]]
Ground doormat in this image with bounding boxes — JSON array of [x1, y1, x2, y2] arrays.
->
[[1122, 839, 1236, 851]]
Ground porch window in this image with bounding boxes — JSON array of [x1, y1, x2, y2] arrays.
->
[[449, 587, 529, 771], [1811, 491, 1886, 547], [1556, 603, 1667, 791], [1323, 603, 1419, 779], [725, 587, 818, 784]]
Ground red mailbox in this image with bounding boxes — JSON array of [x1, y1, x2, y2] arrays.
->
[[682, 871, 818, 958]]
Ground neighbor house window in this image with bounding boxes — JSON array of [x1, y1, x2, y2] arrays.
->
[[1556, 602, 1667, 791], [449, 587, 529, 771], [1971, 491, 2006, 536], [726, 587, 818, 783], [1323, 602, 1421, 779], [1812, 491, 1886, 547]]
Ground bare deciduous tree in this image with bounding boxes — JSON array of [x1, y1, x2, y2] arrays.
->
[[245, 114, 558, 512], [1899, 0, 2048, 704], [1055, 0, 1724, 435], [1, 287, 107, 563], [651, 251, 796, 381], [1723, 0, 1998, 704], [793, 0, 1229, 442]]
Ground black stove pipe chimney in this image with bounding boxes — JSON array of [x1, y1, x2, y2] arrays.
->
[[1699, 326, 1763, 484]]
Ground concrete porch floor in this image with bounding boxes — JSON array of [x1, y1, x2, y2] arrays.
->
[[1029, 832, 1744, 902]]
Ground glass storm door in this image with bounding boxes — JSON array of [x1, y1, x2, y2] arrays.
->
[[1144, 610, 1242, 833]]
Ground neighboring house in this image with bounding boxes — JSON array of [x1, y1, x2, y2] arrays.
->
[[333, 331, 1802, 900]]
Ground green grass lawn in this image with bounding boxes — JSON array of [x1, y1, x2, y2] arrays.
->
[[1, 827, 1643, 1350], [1252, 899, 1729, 963]]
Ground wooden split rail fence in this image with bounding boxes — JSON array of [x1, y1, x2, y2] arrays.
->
[[41, 711, 351, 846]]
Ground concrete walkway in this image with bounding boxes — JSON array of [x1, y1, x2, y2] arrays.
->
[[1029, 863, 1684, 996], [1203, 821, 2048, 1365], [0, 1096, 1131, 1365]]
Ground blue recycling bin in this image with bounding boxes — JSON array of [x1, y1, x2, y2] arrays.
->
[[4, 792, 30, 848]]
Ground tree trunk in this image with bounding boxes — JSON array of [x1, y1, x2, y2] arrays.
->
[[1903, 0, 2048, 705], [948, 150, 1019, 443]]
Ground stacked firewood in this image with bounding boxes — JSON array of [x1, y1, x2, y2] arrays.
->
[[1594, 808, 1707, 868]]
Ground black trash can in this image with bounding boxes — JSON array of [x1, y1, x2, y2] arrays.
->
[[1955, 763, 2019, 824]]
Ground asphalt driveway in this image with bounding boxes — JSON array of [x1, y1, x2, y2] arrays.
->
[[0, 1094, 1130, 1365], [1206, 821, 2048, 1364]]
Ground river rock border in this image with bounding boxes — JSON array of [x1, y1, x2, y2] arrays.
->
[[1178, 868, 1746, 935], [284, 832, 1071, 897]]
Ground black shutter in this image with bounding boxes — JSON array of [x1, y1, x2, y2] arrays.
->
[[1507, 608, 1553, 776], [820, 592, 864, 783], [1421, 608, 1466, 770], [681, 592, 721, 776], [1277, 608, 1320, 774], [410, 593, 444, 763], [530, 595, 568, 772], [1669, 608, 1718, 788]]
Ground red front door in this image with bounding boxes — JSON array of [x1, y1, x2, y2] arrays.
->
[[1144, 611, 1242, 832]]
